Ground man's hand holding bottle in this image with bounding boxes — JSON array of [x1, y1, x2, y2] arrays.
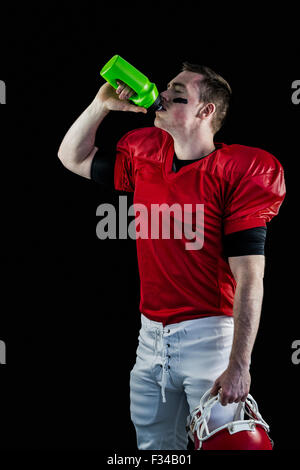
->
[[96, 80, 147, 114]]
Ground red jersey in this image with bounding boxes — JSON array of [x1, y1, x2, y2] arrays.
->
[[114, 127, 286, 325]]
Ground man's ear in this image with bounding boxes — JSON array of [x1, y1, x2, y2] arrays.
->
[[196, 102, 215, 120]]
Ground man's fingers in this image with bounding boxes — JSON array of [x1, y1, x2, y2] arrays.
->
[[120, 102, 147, 114], [116, 81, 135, 100], [222, 392, 248, 405], [210, 382, 220, 396], [130, 105, 147, 113], [135, 107, 147, 114], [211, 384, 248, 405], [117, 88, 131, 99], [115, 80, 146, 112], [220, 391, 229, 406], [219, 388, 226, 405]]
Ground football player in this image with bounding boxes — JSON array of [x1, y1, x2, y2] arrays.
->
[[58, 62, 286, 450]]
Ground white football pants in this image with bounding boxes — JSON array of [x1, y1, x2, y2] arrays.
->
[[130, 313, 238, 450]]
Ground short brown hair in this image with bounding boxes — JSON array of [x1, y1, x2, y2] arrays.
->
[[181, 62, 232, 134]]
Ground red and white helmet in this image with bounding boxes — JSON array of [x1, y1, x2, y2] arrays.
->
[[187, 389, 273, 450]]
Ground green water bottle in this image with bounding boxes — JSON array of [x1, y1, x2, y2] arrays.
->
[[100, 55, 163, 111]]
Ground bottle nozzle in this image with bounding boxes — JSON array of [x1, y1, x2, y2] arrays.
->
[[149, 94, 163, 112]]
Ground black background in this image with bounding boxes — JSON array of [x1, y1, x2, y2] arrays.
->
[[0, 2, 299, 457]]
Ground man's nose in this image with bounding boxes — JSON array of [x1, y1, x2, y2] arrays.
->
[[160, 90, 168, 99], [160, 90, 170, 103]]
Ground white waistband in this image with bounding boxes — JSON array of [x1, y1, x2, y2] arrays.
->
[[141, 313, 233, 332]]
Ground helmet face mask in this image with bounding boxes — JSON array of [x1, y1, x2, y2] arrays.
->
[[187, 390, 273, 450]]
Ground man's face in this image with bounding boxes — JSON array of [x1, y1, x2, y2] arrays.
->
[[154, 71, 204, 134]]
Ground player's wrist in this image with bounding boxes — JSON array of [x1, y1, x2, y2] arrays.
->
[[228, 356, 251, 371]]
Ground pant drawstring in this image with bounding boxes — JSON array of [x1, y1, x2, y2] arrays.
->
[[161, 357, 168, 403], [154, 328, 160, 356], [153, 327, 168, 403]]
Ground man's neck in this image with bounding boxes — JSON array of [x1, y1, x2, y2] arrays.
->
[[172, 131, 215, 161]]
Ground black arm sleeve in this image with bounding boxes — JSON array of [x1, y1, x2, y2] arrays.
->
[[90, 149, 115, 187], [223, 226, 267, 258]]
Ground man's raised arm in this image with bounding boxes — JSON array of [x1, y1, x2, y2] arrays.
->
[[57, 81, 146, 179]]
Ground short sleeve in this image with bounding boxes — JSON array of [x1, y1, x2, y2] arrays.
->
[[114, 132, 135, 192], [223, 166, 286, 235]]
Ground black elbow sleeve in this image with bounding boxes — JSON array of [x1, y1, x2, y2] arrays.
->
[[223, 226, 267, 257], [90, 149, 115, 187]]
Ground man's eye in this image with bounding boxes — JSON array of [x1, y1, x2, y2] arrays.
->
[[167, 85, 181, 93]]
